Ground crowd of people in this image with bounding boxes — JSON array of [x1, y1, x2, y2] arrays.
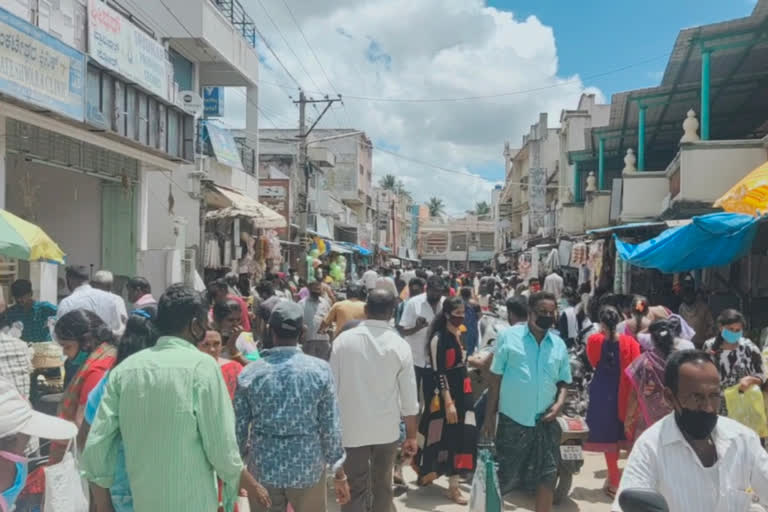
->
[[2, 263, 768, 512]]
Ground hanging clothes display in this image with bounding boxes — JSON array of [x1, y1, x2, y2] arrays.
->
[[588, 240, 605, 292], [571, 242, 589, 266], [543, 248, 560, 275], [204, 235, 222, 269]]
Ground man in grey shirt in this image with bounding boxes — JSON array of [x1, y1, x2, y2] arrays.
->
[[299, 279, 332, 360]]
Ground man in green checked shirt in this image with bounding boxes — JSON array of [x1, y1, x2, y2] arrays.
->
[[81, 284, 271, 512]]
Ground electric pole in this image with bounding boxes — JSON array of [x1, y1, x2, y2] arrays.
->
[[295, 91, 342, 280]]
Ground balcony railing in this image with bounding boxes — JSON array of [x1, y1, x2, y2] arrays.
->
[[210, 0, 257, 48]]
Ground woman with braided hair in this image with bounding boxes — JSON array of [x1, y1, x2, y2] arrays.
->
[[414, 296, 477, 505], [585, 305, 640, 498]]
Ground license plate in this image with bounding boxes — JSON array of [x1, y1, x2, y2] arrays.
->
[[560, 445, 583, 461]]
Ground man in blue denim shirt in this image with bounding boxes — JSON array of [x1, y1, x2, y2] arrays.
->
[[235, 301, 349, 512]]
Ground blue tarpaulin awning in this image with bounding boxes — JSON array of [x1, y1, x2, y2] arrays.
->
[[614, 212, 760, 273], [338, 242, 372, 256]]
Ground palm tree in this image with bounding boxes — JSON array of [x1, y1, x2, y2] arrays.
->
[[395, 180, 412, 202], [428, 197, 445, 217], [379, 174, 397, 191], [475, 201, 491, 217]]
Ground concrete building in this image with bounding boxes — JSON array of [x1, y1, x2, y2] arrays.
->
[[0, 0, 266, 300], [498, 112, 560, 251], [419, 215, 495, 271]]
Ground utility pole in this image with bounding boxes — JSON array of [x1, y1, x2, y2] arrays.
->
[[373, 190, 380, 265], [295, 91, 342, 280]]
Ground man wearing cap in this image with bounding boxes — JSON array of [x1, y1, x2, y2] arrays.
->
[[235, 301, 349, 512], [0, 377, 78, 512]]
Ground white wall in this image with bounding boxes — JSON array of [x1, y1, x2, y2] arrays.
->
[[620, 172, 668, 221], [145, 166, 200, 253], [679, 143, 767, 202], [6, 159, 102, 268], [584, 191, 611, 229]]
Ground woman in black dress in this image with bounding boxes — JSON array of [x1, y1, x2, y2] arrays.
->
[[415, 296, 478, 505]]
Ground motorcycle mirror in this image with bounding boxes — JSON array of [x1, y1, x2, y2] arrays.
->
[[618, 489, 669, 512]]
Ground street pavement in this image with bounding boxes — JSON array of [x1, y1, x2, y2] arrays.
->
[[326, 452, 614, 512]]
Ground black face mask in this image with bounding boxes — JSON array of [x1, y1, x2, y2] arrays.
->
[[535, 315, 555, 330], [675, 407, 718, 440]]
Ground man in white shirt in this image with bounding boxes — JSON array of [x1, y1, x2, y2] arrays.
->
[[397, 275, 445, 406], [542, 271, 564, 300], [614, 350, 768, 512], [330, 289, 419, 512], [362, 267, 378, 292], [57, 266, 127, 335]]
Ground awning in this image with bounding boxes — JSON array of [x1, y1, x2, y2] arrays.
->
[[714, 161, 768, 216], [379, 245, 392, 253], [338, 242, 372, 256], [328, 241, 352, 254], [205, 185, 287, 228], [614, 212, 759, 273]]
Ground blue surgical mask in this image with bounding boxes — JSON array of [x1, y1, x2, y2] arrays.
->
[[0, 450, 28, 512], [721, 328, 742, 344]]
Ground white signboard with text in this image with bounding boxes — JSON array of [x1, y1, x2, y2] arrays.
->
[[88, 0, 168, 100]]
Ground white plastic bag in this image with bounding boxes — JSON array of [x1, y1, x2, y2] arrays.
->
[[43, 450, 89, 512], [469, 453, 488, 512]]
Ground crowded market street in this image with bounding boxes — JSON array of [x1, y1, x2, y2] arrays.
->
[[3, 1, 768, 512]]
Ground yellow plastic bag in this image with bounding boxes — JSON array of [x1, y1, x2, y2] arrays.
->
[[724, 384, 768, 437]]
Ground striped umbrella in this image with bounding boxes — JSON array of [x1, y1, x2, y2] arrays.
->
[[0, 209, 65, 264]]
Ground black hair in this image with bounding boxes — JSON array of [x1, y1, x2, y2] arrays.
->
[[256, 280, 275, 298], [409, 277, 425, 291], [415, 269, 428, 279], [506, 297, 528, 321], [65, 265, 89, 282], [367, 289, 396, 317], [712, 308, 746, 352], [54, 309, 115, 352], [10, 279, 32, 299], [631, 295, 650, 317], [528, 291, 556, 310], [598, 305, 622, 340], [116, 311, 159, 367], [208, 278, 228, 292], [213, 299, 242, 323], [426, 275, 445, 291], [346, 283, 365, 300], [664, 350, 717, 394], [649, 319, 675, 358], [426, 296, 463, 343], [529, 277, 540, 284], [460, 286, 473, 300], [563, 286, 580, 307], [156, 284, 208, 336], [126, 276, 151, 294]]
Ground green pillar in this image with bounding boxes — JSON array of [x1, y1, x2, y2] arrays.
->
[[701, 49, 711, 140], [598, 137, 605, 190], [638, 105, 647, 171], [573, 161, 581, 203]]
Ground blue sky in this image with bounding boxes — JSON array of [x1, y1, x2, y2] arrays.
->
[[488, 0, 756, 99]]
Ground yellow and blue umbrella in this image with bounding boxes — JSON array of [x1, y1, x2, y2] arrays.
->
[[0, 209, 65, 264], [714, 161, 768, 216]]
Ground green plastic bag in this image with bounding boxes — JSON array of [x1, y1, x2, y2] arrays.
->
[[470, 448, 502, 512], [724, 384, 768, 437]]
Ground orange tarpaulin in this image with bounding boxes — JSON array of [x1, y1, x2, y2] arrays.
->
[[714, 161, 768, 216]]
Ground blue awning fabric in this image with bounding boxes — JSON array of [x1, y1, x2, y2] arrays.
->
[[338, 242, 372, 256], [614, 212, 760, 273]]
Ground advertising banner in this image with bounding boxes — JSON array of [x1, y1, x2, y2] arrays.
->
[[203, 121, 244, 170], [259, 178, 290, 236], [88, 0, 168, 101], [0, 6, 85, 121]]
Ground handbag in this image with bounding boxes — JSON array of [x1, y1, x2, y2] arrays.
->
[[43, 441, 89, 512]]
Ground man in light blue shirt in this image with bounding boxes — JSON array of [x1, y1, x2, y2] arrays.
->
[[484, 291, 571, 512]]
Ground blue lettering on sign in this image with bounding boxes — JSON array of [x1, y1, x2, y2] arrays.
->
[[203, 86, 224, 117]]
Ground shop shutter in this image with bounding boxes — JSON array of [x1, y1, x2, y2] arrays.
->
[[101, 182, 136, 278]]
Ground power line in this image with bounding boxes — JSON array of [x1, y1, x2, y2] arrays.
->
[[252, 0, 323, 93], [262, 53, 670, 103]]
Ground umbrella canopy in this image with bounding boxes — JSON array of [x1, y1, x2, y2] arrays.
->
[[714, 161, 768, 216], [614, 212, 759, 273], [0, 210, 66, 264]]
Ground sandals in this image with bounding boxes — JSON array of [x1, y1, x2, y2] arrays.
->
[[447, 486, 468, 505]]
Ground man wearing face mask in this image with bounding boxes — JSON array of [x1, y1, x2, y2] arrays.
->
[[0, 377, 77, 512], [81, 284, 272, 512], [483, 292, 571, 512], [613, 350, 768, 512]]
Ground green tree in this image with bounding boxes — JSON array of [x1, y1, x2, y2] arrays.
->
[[475, 201, 491, 216], [379, 174, 398, 191], [428, 197, 445, 217]]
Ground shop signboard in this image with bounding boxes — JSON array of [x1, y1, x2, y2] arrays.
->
[[0, 6, 85, 121], [203, 86, 225, 117], [203, 121, 243, 170], [259, 179, 290, 236], [88, 0, 169, 101]]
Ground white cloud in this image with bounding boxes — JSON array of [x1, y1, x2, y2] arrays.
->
[[230, 0, 604, 214]]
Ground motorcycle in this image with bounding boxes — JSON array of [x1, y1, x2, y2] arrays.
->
[[552, 322, 596, 504]]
